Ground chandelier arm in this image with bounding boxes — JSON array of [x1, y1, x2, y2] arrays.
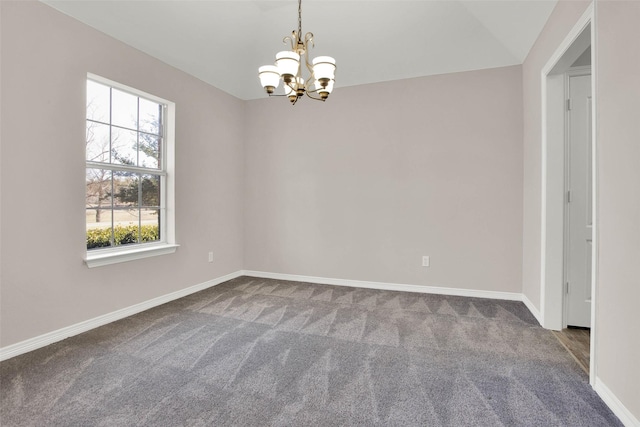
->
[[283, 34, 296, 50], [305, 61, 314, 76], [305, 32, 314, 49], [285, 80, 297, 92], [265, 81, 298, 98], [304, 90, 325, 102], [303, 33, 315, 74]]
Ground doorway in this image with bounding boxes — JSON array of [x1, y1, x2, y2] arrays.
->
[[556, 61, 593, 375], [540, 4, 596, 383]]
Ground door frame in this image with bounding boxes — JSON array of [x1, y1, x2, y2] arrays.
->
[[540, 4, 597, 384]]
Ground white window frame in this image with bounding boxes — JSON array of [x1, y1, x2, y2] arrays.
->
[[84, 73, 177, 268]]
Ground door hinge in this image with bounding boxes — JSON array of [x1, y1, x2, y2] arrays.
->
[[567, 190, 571, 203], [565, 282, 570, 295], [566, 99, 571, 111]]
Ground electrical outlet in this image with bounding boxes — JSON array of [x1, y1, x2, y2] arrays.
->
[[208, 252, 214, 263], [422, 256, 430, 267]]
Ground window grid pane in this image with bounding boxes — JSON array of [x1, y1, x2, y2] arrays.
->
[[86, 78, 166, 251]]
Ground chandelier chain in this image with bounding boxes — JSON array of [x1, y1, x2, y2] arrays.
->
[[298, 0, 302, 42]]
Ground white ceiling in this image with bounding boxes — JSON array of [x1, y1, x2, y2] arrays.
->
[[42, 0, 558, 100]]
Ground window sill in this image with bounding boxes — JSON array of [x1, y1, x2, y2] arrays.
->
[[85, 243, 179, 268]]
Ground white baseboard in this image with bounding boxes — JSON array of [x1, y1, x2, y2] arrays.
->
[[594, 377, 640, 427], [242, 270, 523, 301], [0, 270, 244, 362], [521, 293, 543, 326]]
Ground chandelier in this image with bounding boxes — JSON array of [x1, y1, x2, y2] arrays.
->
[[258, 0, 336, 105]]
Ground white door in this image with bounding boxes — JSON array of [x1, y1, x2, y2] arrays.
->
[[566, 72, 592, 328]]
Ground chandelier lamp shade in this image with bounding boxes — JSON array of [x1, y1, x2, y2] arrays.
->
[[258, 0, 336, 105]]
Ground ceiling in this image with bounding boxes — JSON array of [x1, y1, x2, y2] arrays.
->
[[41, 0, 558, 100]]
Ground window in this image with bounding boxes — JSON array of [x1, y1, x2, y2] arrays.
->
[[85, 74, 177, 267]]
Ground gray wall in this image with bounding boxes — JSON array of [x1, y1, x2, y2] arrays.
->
[[596, 0, 640, 419], [244, 66, 524, 292], [0, 1, 245, 346]]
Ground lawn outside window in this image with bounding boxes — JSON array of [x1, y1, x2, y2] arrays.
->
[[84, 74, 177, 268]]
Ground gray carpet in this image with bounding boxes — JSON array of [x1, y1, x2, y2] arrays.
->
[[1, 276, 621, 426]]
